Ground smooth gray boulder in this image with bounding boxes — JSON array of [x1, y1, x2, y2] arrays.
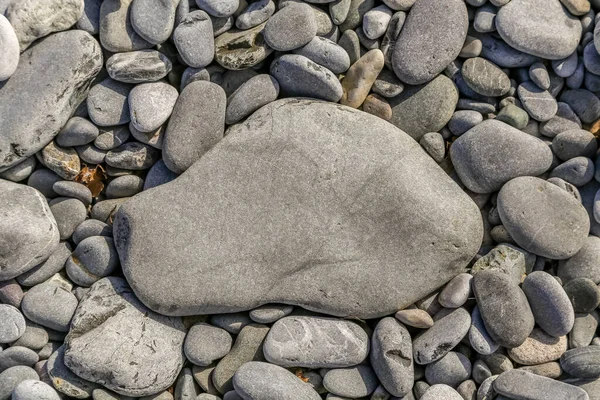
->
[[0, 180, 60, 281], [391, 0, 468, 85], [63, 277, 186, 397], [451, 120, 552, 193], [0, 30, 102, 171], [264, 316, 369, 368], [114, 98, 483, 319], [494, 369, 589, 399]]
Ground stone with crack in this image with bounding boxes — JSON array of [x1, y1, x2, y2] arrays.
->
[[63, 277, 186, 397]]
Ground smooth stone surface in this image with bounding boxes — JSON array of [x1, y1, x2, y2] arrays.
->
[[394, 309, 433, 329], [38, 142, 81, 181], [210, 314, 253, 335], [225, 74, 279, 124], [522, 271, 575, 337], [143, 160, 178, 190], [249, 304, 293, 324], [6, 0, 84, 51], [294, 36, 350, 74], [388, 74, 458, 141], [473, 270, 535, 348], [0, 305, 25, 344], [553, 129, 597, 161], [570, 311, 599, 348], [87, 78, 133, 127], [551, 156, 595, 187], [391, 0, 467, 85], [12, 379, 60, 400], [16, 241, 68, 287], [106, 50, 172, 84], [450, 119, 553, 194], [561, 347, 600, 378], [495, 0, 581, 60], [53, 182, 92, 206], [448, 110, 483, 136], [558, 236, 600, 284], [173, 10, 214, 68], [114, 98, 482, 318], [413, 308, 471, 365], [197, 0, 238, 17], [0, 366, 39, 400], [474, 32, 540, 68], [99, 0, 152, 52], [438, 273, 472, 308], [0, 30, 102, 171], [560, 89, 600, 125], [564, 278, 600, 313], [494, 369, 588, 400], [341, 49, 384, 108], [49, 197, 87, 240], [270, 54, 343, 102], [233, 362, 321, 400], [518, 81, 558, 122], [163, 80, 225, 174], [0, 14, 19, 81], [214, 22, 273, 70], [56, 117, 99, 148], [540, 102, 582, 138], [184, 323, 232, 367], [130, 0, 178, 44], [425, 351, 471, 388], [0, 180, 60, 281], [323, 365, 378, 397], [264, 316, 368, 368], [21, 283, 77, 332], [212, 324, 270, 394], [0, 347, 39, 372], [106, 175, 144, 198], [265, 3, 316, 51], [507, 329, 567, 365], [72, 220, 112, 244], [0, 280, 23, 308], [236, 0, 275, 29], [469, 306, 499, 356], [421, 384, 463, 400], [128, 82, 178, 133], [0, 157, 37, 183], [462, 57, 511, 97], [497, 177, 589, 259], [370, 317, 412, 397], [63, 277, 186, 397], [77, 0, 102, 34]]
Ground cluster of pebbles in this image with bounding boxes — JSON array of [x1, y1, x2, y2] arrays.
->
[[2, 0, 600, 399]]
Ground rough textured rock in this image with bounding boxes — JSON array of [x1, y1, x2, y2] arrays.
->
[[413, 308, 471, 365], [114, 98, 483, 319], [6, 0, 85, 51], [507, 329, 567, 365], [263, 316, 369, 368], [214, 22, 273, 70], [450, 119, 553, 194], [63, 277, 186, 397], [0, 30, 102, 171], [0, 180, 59, 281], [391, 0, 468, 85]]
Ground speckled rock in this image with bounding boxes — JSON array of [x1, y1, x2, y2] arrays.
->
[[21, 282, 78, 332], [106, 50, 172, 84], [561, 346, 600, 378], [113, 98, 483, 319], [323, 365, 379, 398], [0, 366, 39, 400], [392, 0, 467, 85], [413, 308, 471, 365], [47, 345, 100, 398], [214, 22, 273, 70], [249, 305, 293, 324], [173, 10, 214, 68], [130, 0, 179, 44], [461, 57, 511, 97], [518, 81, 558, 122], [99, 0, 152, 52], [469, 306, 499, 356], [0, 305, 25, 344], [64, 277, 186, 397], [294, 36, 350, 74], [225, 74, 279, 124], [105, 142, 160, 170], [184, 323, 232, 367], [507, 329, 567, 365], [128, 82, 178, 133]]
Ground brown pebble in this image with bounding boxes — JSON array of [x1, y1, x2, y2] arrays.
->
[[362, 93, 392, 120], [341, 49, 384, 108]]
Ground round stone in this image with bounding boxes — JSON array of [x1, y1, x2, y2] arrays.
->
[[0, 14, 19, 81], [560, 346, 600, 378], [94, 126, 131, 151], [12, 379, 60, 400], [173, 10, 214, 68], [106, 50, 172, 84], [49, 197, 87, 240], [552, 129, 598, 161], [21, 283, 78, 332], [248, 304, 293, 324], [421, 384, 463, 400], [394, 308, 434, 329], [550, 156, 595, 187], [497, 176, 589, 259], [425, 352, 471, 388], [323, 365, 379, 398], [128, 82, 178, 133], [56, 117, 99, 147], [294, 36, 350, 74], [99, 0, 152, 52], [439, 273, 472, 309], [0, 366, 39, 400], [264, 3, 317, 51], [461, 57, 511, 97], [558, 235, 600, 284], [87, 78, 133, 127], [235, 0, 275, 29], [225, 74, 280, 125], [518, 81, 558, 122], [130, 0, 178, 44], [105, 142, 160, 170], [469, 306, 499, 355], [0, 305, 26, 343], [184, 323, 232, 367], [196, 0, 239, 17], [563, 278, 600, 313]]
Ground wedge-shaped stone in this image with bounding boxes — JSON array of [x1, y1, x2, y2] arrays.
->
[[114, 98, 483, 319]]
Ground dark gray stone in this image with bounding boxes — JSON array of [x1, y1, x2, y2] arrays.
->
[[72, 220, 112, 245], [425, 351, 471, 388], [530, 62, 551, 90], [75, 144, 107, 165], [413, 308, 471, 365], [539, 102, 582, 138], [448, 110, 483, 137], [236, 0, 275, 29], [106, 175, 144, 198], [462, 57, 511, 97], [558, 235, 600, 284], [473, 270, 535, 348], [550, 156, 595, 187], [561, 347, 600, 379], [450, 119, 553, 193], [388, 74, 458, 141], [564, 278, 600, 313], [264, 316, 368, 368], [391, 0, 467, 85], [12, 321, 49, 351], [113, 98, 483, 318], [233, 362, 321, 400], [270, 54, 343, 102], [469, 306, 499, 355], [0, 180, 59, 280], [49, 197, 87, 240], [370, 317, 413, 397], [559, 89, 600, 124], [553, 129, 598, 161], [473, 32, 540, 68], [209, 313, 252, 335], [64, 277, 186, 397], [106, 50, 172, 83], [143, 160, 178, 190], [495, 0, 581, 60], [53, 181, 93, 206], [0, 30, 102, 171], [163, 80, 226, 174], [77, 0, 102, 34], [184, 323, 232, 367], [497, 177, 589, 259]]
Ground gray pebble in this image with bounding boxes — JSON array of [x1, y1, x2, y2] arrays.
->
[[413, 308, 471, 365], [128, 82, 178, 133], [553, 129, 598, 161], [77, 0, 102, 34], [21, 283, 78, 332], [181, 67, 210, 90], [249, 304, 293, 324], [56, 117, 99, 147], [233, 362, 321, 400], [13, 321, 50, 352], [197, 0, 239, 17], [439, 273, 472, 309], [72, 219, 112, 245], [329, 0, 351, 25], [143, 160, 178, 190], [518, 81, 558, 122], [174, 367, 199, 399], [0, 366, 38, 400], [92, 198, 130, 224], [370, 317, 413, 397], [462, 57, 510, 97], [323, 365, 378, 398], [425, 351, 471, 388], [338, 29, 361, 65], [106, 142, 160, 170], [12, 379, 60, 400], [558, 235, 600, 284], [372, 69, 404, 98], [497, 369, 587, 399], [570, 311, 599, 348], [339, 0, 375, 32], [225, 74, 279, 124], [0, 305, 25, 344], [184, 323, 232, 367], [174, 10, 214, 68], [0, 347, 38, 372], [75, 144, 107, 165], [529, 62, 550, 90], [473, 4, 497, 33], [264, 3, 317, 51], [294, 36, 350, 74], [87, 78, 133, 127], [130, 0, 178, 44], [0, 280, 23, 308], [448, 110, 483, 136], [99, 0, 152, 52], [0, 15, 17, 79], [475, 32, 540, 69], [552, 52, 579, 78], [16, 242, 72, 287], [47, 346, 99, 398], [497, 176, 589, 259], [212, 16, 234, 36], [106, 50, 172, 84], [94, 126, 130, 151], [71, 235, 120, 277], [163, 80, 225, 173], [539, 102, 582, 138], [419, 132, 445, 163], [496, 104, 529, 130], [420, 384, 463, 400], [49, 197, 87, 240], [52, 181, 92, 206], [0, 157, 37, 183], [473, 270, 534, 348], [363, 5, 392, 40], [106, 175, 144, 198], [235, 0, 274, 29], [564, 277, 600, 313], [559, 89, 600, 124], [209, 313, 252, 335], [264, 316, 368, 368], [550, 156, 595, 187]]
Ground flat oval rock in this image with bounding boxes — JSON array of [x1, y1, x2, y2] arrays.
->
[[450, 119, 553, 193], [263, 316, 369, 368], [392, 0, 468, 85], [495, 0, 581, 60], [494, 369, 589, 399], [0, 30, 102, 171], [497, 176, 589, 259], [113, 98, 483, 319]]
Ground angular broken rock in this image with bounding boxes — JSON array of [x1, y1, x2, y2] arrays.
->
[[114, 98, 483, 319], [0, 30, 102, 171], [214, 22, 274, 70], [63, 277, 186, 397]]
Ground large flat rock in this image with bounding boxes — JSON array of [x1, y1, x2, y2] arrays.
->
[[114, 98, 483, 319]]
